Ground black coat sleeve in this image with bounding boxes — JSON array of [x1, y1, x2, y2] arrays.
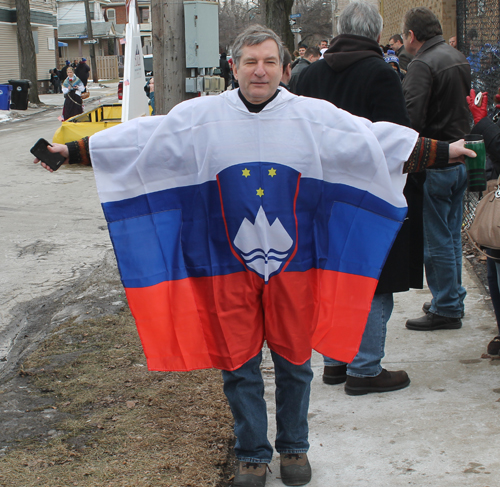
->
[[472, 117, 500, 161]]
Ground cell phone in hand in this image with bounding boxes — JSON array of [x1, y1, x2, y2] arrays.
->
[[30, 138, 66, 171], [474, 91, 483, 107]]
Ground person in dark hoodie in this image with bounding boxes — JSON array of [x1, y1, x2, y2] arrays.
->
[[296, 0, 421, 396]]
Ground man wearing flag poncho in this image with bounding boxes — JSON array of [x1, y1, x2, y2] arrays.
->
[[36, 25, 474, 487]]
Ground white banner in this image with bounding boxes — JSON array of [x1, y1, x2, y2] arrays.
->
[[121, 0, 150, 122]]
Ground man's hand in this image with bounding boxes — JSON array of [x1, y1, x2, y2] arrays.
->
[[466, 89, 488, 124], [448, 139, 476, 164], [33, 142, 69, 172]]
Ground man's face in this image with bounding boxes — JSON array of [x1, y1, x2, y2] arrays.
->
[[389, 38, 402, 51], [233, 39, 282, 104], [320, 41, 328, 49], [402, 32, 413, 54], [299, 47, 306, 57], [449, 36, 457, 48]]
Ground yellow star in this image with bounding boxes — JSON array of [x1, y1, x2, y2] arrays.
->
[[242, 168, 251, 178], [256, 188, 264, 197], [268, 168, 277, 177]]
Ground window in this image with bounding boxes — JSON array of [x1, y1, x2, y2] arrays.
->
[[107, 8, 116, 22], [32, 29, 39, 54], [140, 7, 150, 23]]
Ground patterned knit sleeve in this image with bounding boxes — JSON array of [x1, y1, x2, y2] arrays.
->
[[66, 136, 92, 166], [403, 137, 449, 173]]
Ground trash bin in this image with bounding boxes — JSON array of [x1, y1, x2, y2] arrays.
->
[[8, 79, 31, 110], [0, 84, 13, 110]]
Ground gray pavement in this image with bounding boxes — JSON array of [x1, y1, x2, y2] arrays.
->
[[262, 265, 500, 486], [0, 84, 119, 373], [1, 90, 500, 485]]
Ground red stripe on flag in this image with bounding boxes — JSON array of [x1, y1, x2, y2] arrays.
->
[[125, 269, 377, 371]]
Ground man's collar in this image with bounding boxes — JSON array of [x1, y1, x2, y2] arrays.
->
[[238, 89, 280, 113], [416, 35, 445, 55]]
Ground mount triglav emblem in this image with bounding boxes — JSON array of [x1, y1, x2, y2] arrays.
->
[[233, 206, 293, 282], [217, 161, 301, 283]]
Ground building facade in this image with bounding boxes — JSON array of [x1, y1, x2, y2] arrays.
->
[[380, 0, 457, 45], [0, 0, 58, 91]]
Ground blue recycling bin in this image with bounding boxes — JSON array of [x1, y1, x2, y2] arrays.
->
[[0, 84, 13, 110]]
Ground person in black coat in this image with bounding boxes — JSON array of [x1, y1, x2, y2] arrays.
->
[[59, 61, 70, 83], [296, 1, 423, 395], [468, 88, 500, 356], [50, 68, 62, 93], [219, 53, 231, 90], [75, 58, 91, 87]]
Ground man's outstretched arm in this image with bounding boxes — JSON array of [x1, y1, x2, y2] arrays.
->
[[34, 137, 91, 172]]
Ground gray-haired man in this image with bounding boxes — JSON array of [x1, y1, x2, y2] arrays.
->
[[296, 0, 415, 396], [35, 23, 474, 487]]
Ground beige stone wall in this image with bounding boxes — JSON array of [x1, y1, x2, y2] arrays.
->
[[380, 0, 457, 45]]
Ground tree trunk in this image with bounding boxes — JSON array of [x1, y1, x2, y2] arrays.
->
[[84, 0, 99, 83], [264, 0, 294, 52], [15, 0, 40, 104]]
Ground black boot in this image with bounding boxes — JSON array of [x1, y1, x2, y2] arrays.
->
[[406, 312, 462, 331]]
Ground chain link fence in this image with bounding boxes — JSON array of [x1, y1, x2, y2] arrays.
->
[[457, 0, 500, 229]]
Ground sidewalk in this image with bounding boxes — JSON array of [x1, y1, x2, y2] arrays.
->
[[0, 81, 119, 123], [262, 261, 500, 486]]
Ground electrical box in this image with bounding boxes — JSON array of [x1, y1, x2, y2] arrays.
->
[[184, 1, 219, 68], [204, 76, 225, 92], [185, 77, 204, 93]]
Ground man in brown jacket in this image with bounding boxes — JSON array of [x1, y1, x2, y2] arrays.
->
[[403, 7, 471, 331]]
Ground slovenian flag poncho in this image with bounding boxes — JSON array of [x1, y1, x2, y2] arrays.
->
[[89, 88, 418, 372]]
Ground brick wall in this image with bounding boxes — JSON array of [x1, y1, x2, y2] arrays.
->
[[380, 0, 457, 45], [104, 6, 127, 24]]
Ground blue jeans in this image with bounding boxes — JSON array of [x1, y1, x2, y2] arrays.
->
[[423, 166, 467, 318], [487, 250, 500, 331], [222, 350, 312, 463], [323, 293, 394, 377]]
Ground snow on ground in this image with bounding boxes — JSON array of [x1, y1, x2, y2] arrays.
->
[[0, 111, 12, 123]]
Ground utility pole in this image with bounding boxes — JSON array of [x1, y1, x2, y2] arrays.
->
[[151, 0, 191, 115], [84, 0, 99, 82]]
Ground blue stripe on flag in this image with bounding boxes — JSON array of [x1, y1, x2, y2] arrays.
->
[[104, 178, 407, 288]]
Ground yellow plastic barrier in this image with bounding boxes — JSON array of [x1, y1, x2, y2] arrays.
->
[[52, 104, 123, 144]]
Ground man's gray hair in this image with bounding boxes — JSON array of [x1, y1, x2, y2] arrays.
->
[[232, 25, 284, 67], [337, 1, 383, 42]]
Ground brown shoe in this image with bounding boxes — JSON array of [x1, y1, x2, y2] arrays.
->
[[344, 369, 410, 396], [234, 461, 266, 487], [280, 453, 312, 486], [487, 336, 500, 355], [322, 364, 347, 384]]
